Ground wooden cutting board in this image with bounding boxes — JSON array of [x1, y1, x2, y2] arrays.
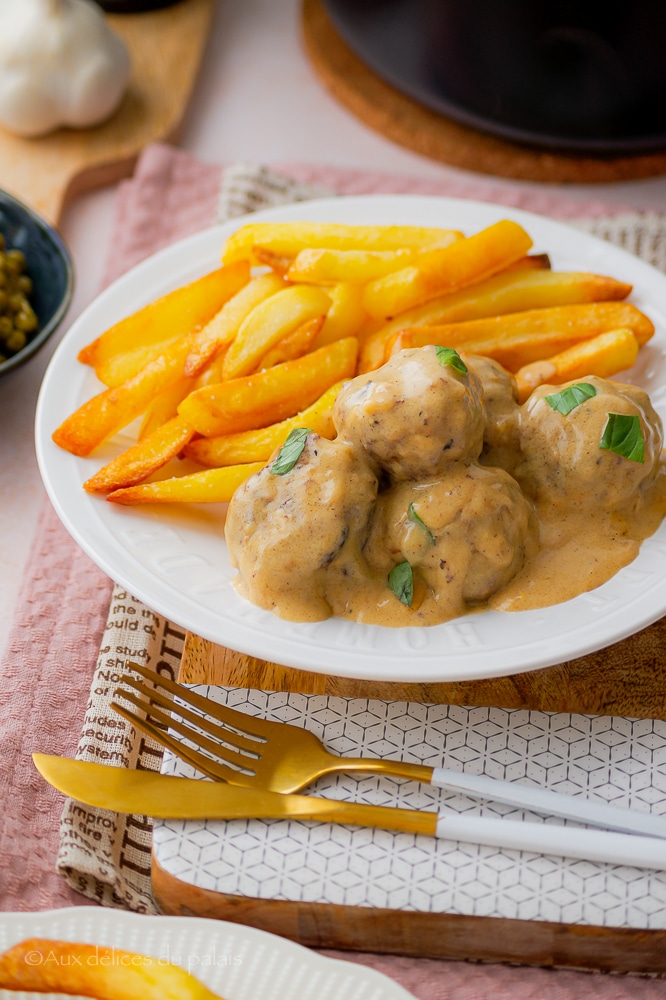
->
[[177, 616, 666, 715], [153, 616, 666, 972], [0, 0, 216, 227]]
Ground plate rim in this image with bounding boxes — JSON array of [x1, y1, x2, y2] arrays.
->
[[0, 905, 415, 999], [34, 193, 666, 683]]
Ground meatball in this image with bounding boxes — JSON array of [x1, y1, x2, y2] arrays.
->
[[225, 435, 377, 621], [515, 376, 663, 511], [463, 353, 520, 473], [366, 464, 536, 616], [333, 345, 486, 481]]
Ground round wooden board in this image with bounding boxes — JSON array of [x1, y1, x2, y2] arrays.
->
[[301, 0, 666, 185]]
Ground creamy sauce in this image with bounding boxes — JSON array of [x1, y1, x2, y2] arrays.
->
[[225, 346, 666, 627]]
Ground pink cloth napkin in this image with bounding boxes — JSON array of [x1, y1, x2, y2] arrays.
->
[[1, 143, 664, 999]]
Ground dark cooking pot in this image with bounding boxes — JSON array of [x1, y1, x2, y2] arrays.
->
[[322, 0, 666, 154]]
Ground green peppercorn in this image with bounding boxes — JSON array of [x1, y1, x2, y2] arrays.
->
[[5, 329, 26, 353], [15, 309, 37, 333], [0, 231, 39, 360], [5, 248, 26, 275]]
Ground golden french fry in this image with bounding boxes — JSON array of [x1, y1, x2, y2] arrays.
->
[[251, 246, 293, 275], [184, 380, 343, 467], [178, 338, 358, 437], [358, 268, 633, 373], [0, 938, 222, 999], [512, 253, 551, 271], [138, 377, 193, 439], [53, 336, 197, 456], [514, 328, 640, 402], [94, 342, 183, 389], [183, 271, 286, 377], [84, 416, 195, 494], [108, 463, 264, 505], [79, 262, 250, 372], [314, 282, 369, 347], [54, 276, 302, 456], [258, 314, 324, 368], [389, 301, 654, 373], [222, 222, 463, 263], [362, 220, 534, 320], [222, 284, 331, 380], [286, 237, 460, 284]]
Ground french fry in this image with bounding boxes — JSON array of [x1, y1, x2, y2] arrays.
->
[[79, 262, 250, 373], [138, 377, 193, 440], [222, 222, 463, 263], [53, 337, 197, 456], [53, 276, 302, 456], [511, 253, 551, 271], [183, 272, 286, 378], [84, 415, 195, 494], [178, 338, 358, 437], [514, 328, 640, 402], [108, 463, 264, 505], [251, 246, 293, 275], [257, 314, 324, 368], [222, 284, 331, 380], [0, 938, 222, 999], [94, 342, 183, 389], [286, 237, 461, 285], [184, 380, 343, 467], [362, 220, 533, 320], [388, 301, 654, 373], [358, 269, 633, 373], [314, 282, 368, 347]]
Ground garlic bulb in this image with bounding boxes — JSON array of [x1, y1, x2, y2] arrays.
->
[[0, 0, 131, 137]]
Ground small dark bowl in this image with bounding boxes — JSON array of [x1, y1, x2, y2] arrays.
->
[[0, 190, 74, 378]]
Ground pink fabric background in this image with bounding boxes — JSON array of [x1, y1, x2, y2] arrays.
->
[[1, 143, 663, 998]]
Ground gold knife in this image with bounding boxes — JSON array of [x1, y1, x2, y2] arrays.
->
[[33, 754, 666, 870]]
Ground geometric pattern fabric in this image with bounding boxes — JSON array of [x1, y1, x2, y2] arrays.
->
[[153, 688, 666, 928]]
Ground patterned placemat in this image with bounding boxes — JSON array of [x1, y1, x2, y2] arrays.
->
[[154, 686, 666, 929]]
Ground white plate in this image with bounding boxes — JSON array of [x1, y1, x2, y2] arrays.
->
[[35, 195, 666, 683], [0, 907, 413, 1000]]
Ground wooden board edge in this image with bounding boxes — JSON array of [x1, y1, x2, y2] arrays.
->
[[180, 619, 666, 717], [152, 854, 666, 973]]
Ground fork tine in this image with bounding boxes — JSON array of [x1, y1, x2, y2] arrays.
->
[[114, 686, 258, 775], [118, 674, 263, 757], [124, 662, 275, 740], [110, 699, 239, 783]]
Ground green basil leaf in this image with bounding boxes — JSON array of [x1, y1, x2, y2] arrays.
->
[[545, 382, 597, 415], [271, 427, 312, 475], [435, 346, 467, 374], [600, 412, 645, 463], [408, 502, 435, 545], [388, 561, 413, 607]]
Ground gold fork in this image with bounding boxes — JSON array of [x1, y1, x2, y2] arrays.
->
[[110, 661, 666, 839]]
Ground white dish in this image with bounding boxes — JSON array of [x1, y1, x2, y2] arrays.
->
[[0, 906, 413, 999], [35, 195, 666, 683]]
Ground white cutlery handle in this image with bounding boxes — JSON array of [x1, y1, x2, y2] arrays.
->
[[435, 812, 666, 869], [431, 767, 666, 839]]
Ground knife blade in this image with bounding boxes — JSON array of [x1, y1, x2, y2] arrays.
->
[[33, 754, 666, 870]]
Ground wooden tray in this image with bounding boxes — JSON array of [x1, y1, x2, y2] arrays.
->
[[178, 616, 666, 716], [0, 0, 215, 226], [153, 617, 666, 972]]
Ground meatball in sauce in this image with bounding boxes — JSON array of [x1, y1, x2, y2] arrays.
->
[[225, 346, 666, 627]]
